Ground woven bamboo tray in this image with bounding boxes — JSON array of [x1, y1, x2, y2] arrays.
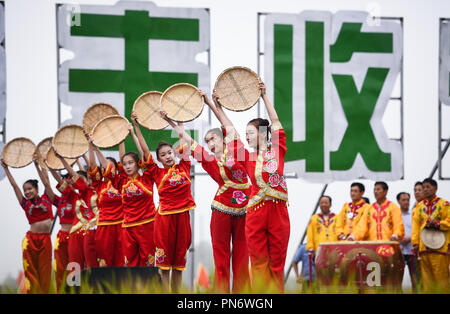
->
[[160, 83, 203, 122], [83, 103, 119, 133], [1, 137, 36, 168], [133, 91, 168, 130], [92, 115, 130, 149], [44, 146, 76, 170], [214, 66, 261, 112], [53, 124, 89, 159], [36, 137, 53, 170]]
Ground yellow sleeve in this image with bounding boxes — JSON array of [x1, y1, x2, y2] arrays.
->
[[335, 204, 347, 236], [306, 217, 315, 251], [352, 207, 369, 241], [392, 204, 405, 240], [411, 206, 421, 246], [438, 201, 450, 231]]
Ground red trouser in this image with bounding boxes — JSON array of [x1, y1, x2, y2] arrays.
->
[[68, 231, 85, 270], [122, 221, 155, 267], [84, 228, 99, 268], [22, 231, 52, 294], [95, 223, 124, 267], [210, 210, 249, 293], [245, 199, 290, 293], [54, 230, 70, 292], [154, 211, 191, 271]]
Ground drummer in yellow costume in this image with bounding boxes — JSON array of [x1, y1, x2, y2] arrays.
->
[[411, 178, 449, 292], [306, 196, 338, 255], [348, 181, 404, 242], [335, 182, 370, 241]]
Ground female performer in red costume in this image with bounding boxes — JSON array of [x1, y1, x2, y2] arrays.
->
[[210, 81, 290, 292], [132, 111, 195, 293], [2, 154, 56, 293], [162, 91, 251, 293]]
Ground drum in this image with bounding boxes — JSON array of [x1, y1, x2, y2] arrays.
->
[[421, 228, 446, 250], [315, 241, 404, 292]]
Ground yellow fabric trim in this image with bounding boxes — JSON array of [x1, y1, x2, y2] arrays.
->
[[158, 205, 196, 216], [97, 219, 124, 226], [211, 200, 246, 215], [247, 151, 288, 208], [217, 162, 251, 190], [122, 217, 155, 228], [57, 180, 68, 193], [75, 200, 89, 225], [157, 266, 172, 271], [90, 193, 99, 216], [69, 221, 85, 234], [157, 165, 176, 190]]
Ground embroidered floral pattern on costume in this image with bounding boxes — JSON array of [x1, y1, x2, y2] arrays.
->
[[231, 168, 244, 182], [155, 248, 166, 264], [125, 183, 143, 197], [146, 254, 155, 267], [231, 190, 249, 205], [97, 258, 107, 267], [262, 145, 287, 191], [169, 172, 185, 186], [107, 186, 121, 198]]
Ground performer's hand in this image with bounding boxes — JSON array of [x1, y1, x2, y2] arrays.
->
[[211, 90, 221, 108], [338, 233, 346, 240], [390, 234, 399, 242], [131, 110, 138, 124], [159, 110, 169, 121], [32, 152, 39, 163], [259, 81, 266, 96], [86, 132, 94, 144], [198, 89, 206, 98], [347, 234, 356, 241]]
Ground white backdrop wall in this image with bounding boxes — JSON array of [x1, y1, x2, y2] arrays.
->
[[1, 0, 449, 290]]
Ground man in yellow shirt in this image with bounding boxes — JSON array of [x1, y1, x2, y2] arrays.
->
[[306, 196, 338, 255], [335, 182, 370, 241], [412, 178, 449, 292], [348, 181, 404, 242]]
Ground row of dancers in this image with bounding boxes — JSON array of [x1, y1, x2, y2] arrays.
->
[[2, 82, 290, 294]]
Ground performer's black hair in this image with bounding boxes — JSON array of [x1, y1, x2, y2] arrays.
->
[[351, 182, 365, 193], [121, 152, 140, 164], [414, 181, 423, 188], [374, 181, 389, 191], [320, 195, 332, 205], [248, 118, 271, 142], [362, 197, 370, 204], [23, 179, 39, 189], [396, 192, 410, 201], [422, 178, 437, 188], [106, 157, 118, 169], [156, 141, 173, 158]]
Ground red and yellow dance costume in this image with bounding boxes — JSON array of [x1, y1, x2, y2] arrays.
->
[[52, 183, 75, 291], [306, 213, 338, 252], [70, 175, 99, 268], [335, 200, 369, 240], [351, 200, 405, 241], [412, 197, 449, 291], [143, 147, 195, 271], [63, 178, 93, 270], [191, 140, 251, 293], [89, 164, 124, 267], [21, 193, 54, 293], [228, 122, 290, 292], [116, 161, 156, 267]]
